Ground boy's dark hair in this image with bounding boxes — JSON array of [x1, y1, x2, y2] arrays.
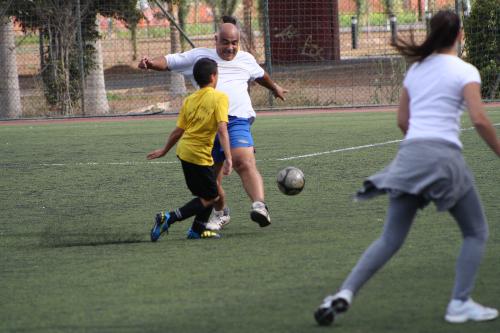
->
[[193, 58, 218, 87], [392, 10, 460, 62]]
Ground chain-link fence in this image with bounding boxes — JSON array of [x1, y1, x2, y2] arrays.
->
[[0, 0, 498, 119]]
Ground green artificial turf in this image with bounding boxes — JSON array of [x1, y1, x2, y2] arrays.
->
[[1, 109, 499, 333]]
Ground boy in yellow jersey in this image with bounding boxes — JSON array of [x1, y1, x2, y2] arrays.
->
[[147, 58, 232, 240]]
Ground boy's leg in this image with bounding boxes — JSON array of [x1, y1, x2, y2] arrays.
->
[[151, 197, 207, 242], [151, 160, 219, 241], [168, 197, 207, 224], [189, 204, 217, 237]]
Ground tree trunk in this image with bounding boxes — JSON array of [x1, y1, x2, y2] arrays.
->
[[242, 0, 256, 54], [167, 2, 186, 96], [84, 21, 109, 115], [0, 17, 22, 119]]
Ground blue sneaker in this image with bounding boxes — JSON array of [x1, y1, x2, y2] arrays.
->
[[186, 228, 221, 239], [150, 212, 171, 242]]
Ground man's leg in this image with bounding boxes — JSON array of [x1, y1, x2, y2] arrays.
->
[[232, 146, 270, 227], [232, 146, 264, 201]]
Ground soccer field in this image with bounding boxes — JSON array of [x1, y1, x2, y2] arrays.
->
[[1, 108, 499, 333]]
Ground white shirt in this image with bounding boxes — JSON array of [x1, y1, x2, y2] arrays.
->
[[403, 54, 481, 148], [166, 48, 265, 119]]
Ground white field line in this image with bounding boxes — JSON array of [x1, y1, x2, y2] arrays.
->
[[32, 122, 500, 167], [278, 123, 500, 161], [276, 139, 402, 161]]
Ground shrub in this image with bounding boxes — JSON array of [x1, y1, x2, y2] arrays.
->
[[464, 0, 499, 99]]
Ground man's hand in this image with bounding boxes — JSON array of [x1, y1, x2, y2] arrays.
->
[[138, 56, 168, 71], [222, 159, 232, 176], [138, 56, 151, 70], [147, 148, 167, 160], [272, 83, 288, 101]]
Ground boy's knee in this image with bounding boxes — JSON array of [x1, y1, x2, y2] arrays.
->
[[201, 196, 219, 207]]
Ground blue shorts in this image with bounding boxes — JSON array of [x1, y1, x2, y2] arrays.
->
[[212, 116, 254, 163]]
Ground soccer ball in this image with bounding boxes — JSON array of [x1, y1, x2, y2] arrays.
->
[[276, 167, 305, 195]]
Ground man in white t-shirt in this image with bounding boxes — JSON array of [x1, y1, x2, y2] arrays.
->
[[139, 19, 287, 231]]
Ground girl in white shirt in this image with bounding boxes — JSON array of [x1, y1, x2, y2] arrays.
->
[[315, 10, 500, 326]]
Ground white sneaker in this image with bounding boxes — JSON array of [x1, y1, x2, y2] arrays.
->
[[250, 201, 271, 227], [205, 208, 231, 231], [445, 298, 498, 323], [314, 289, 353, 326]]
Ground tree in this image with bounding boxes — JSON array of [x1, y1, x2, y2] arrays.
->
[[242, 0, 255, 54], [11, 0, 99, 115], [8, 0, 146, 115], [382, 0, 395, 17], [165, 1, 186, 96], [464, 0, 499, 99], [177, 0, 191, 52], [83, 19, 109, 115], [0, 16, 22, 118], [205, 0, 240, 31]]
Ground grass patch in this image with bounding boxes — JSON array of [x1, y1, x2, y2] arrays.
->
[[1, 109, 500, 332]]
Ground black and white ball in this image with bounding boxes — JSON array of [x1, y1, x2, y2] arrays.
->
[[276, 167, 305, 195]]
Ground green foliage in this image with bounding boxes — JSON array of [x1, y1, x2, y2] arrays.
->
[[6, 0, 144, 114], [355, 0, 368, 19], [339, 11, 418, 28], [464, 0, 500, 99], [204, 0, 240, 20]]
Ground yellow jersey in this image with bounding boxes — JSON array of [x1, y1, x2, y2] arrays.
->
[[176, 87, 229, 166]]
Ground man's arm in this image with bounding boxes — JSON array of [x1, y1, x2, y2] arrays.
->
[[138, 56, 169, 71], [147, 126, 185, 160], [254, 72, 288, 101]]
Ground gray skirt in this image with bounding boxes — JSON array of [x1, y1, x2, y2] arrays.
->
[[355, 138, 474, 211]]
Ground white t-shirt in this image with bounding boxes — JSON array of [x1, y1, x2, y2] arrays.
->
[[166, 48, 265, 119], [403, 54, 481, 148]]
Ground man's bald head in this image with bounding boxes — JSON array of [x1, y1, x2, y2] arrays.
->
[[215, 23, 240, 61]]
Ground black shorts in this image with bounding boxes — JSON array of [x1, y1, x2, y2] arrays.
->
[[180, 158, 218, 200]]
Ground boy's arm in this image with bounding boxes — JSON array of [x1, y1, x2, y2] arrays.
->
[[147, 127, 185, 160], [217, 121, 232, 175]]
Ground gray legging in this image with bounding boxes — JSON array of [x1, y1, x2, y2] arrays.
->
[[341, 186, 489, 301]]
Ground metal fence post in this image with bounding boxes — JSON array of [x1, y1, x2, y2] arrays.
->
[[262, 0, 274, 107], [351, 16, 358, 49], [390, 14, 397, 45], [425, 11, 432, 35]]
